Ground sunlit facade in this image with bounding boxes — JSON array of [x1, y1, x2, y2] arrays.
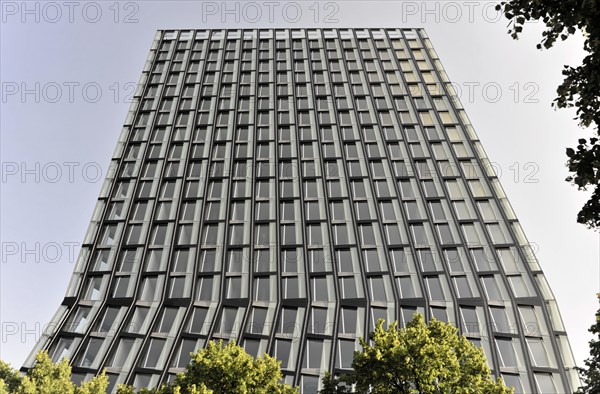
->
[[24, 28, 579, 394]]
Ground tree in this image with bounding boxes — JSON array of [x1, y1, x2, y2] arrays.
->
[[576, 293, 600, 393], [0, 351, 107, 394], [0, 360, 22, 393], [321, 314, 512, 394], [173, 340, 297, 394], [495, 1, 600, 228], [118, 340, 298, 394]]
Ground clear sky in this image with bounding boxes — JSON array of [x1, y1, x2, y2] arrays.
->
[[1, 0, 598, 373]]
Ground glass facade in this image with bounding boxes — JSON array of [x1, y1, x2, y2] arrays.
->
[[24, 28, 578, 393]]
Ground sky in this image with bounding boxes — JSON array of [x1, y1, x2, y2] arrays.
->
[[1, 0, 598, 374]]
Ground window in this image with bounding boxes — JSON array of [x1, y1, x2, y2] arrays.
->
[[527, 338, 551, 367], [152, 225, 168, 245], [84, 277, 103, 300], [309, 307, 328, 334], [384, 224, 402, 244], [100, 225, 117, 246], [220, 307, 239, 333], [247, 307, 268, 334], [304, 180, 318, 198], [362, 249, 382, 272], [302, 376, 319, 394], [518, 306, 543, 336], [454, 276, 473, 298], [460, 307, 480, 336], [274, 339, 292, 369], [140, 277, 159, 301], [496, 338, 518, 367], [278, 307, 299, 335], [369, 277, 388, 301], [127, 306, 149, 333], [352, 180, 366, 198], [95, 307, 119, 333], [79, 338, 103, 367], [197, 276, 215, 301], [142, 338, 166, 368], [489, 307, 510, 333], [202, 225, 218, 245], [355, 201, 371, 220], [359, 225, 376, 245], [303, 339, 324, 369], [172, 339, 198, 368], [411, 224, 428, 245], [333, 224, 349, 245], [116, 250, 137, 272], [482, 276, 504, 301], [311, 277, 329, 301], [109, 338, 135, 367], [425, 276, 444, 300], [471, 248, 496, 271], [155, 307, 178, 333], [339, 308, 358, 335], [390, 249, 409, 272], [307, 224, 323, 246], [112, 277, 130, 298], [225, 276, 242, 299], [189, 307, 208, 334], [535, 373, 557, 393], [508, 275, 533, 298], [339, 277, 358, 299]]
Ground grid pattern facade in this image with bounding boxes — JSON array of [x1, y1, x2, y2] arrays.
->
[[24, 28, 578, 394]]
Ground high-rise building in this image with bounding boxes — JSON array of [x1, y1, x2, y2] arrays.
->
[[23, 28, 578, 394]]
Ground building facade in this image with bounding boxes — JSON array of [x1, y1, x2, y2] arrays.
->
[[24, 28, 578, 393]]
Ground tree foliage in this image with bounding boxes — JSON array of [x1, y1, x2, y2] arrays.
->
[[0, 351, 107, 394], [0, 360, 23, 393], [576, 293, 600, 393], [1, 342, 296, 394], [495, 0, 600, 227], [321, 314, 512, 394], [118, 340, 298, 394], [173, 340, 297, 394]]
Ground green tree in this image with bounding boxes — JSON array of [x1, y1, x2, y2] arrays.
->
[[173, 340, 297, 394], [0, 360, 23, 393], [495, 1, 600, 228], [576, 293, 600, 393], [118, 340, 297, 394], [321, 314, 512, 394], [0, 351, 107, 394]]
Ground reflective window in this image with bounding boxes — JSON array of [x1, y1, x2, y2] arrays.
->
[[527, 338, 550, 367], [336, 339, 355, 369], [172, 339, 198, 368], [460, 307, 480, 336], [274, 339, 292, 369], [425, 276, 444, 300], [127, 307, 149, 333], [78, 337, 103, 367], [142, 338, 166, 368], [304, 339, 324, 369], [155, 307, 178, 333], [482, 276, 503, 301], [96, 307, 120, 334], [247, 307, 268, 334], [109, 338, 136, 367], [489, 307, 510, 333], [496, 338, 518, 367], [534, 373, 557, 393], [453, 276, 473, 298], [189, 307, 208, 334]]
